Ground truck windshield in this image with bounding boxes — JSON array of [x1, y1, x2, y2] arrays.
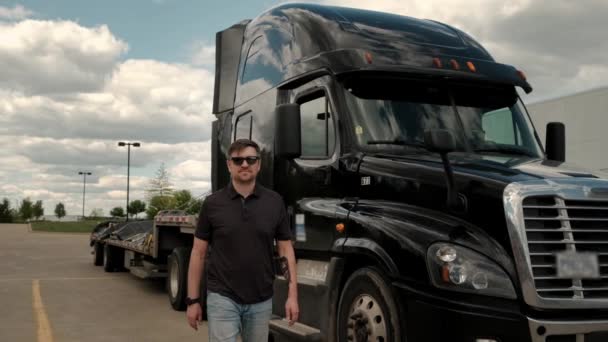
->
[[342, 78, 543, 158]]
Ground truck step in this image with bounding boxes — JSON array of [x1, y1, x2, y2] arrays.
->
[[129, 266, 167, 279], [269, 317, 321, 341], [142, 260, 167, 272]]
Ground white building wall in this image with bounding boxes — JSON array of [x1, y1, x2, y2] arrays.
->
[[526, 87, 608, 172]]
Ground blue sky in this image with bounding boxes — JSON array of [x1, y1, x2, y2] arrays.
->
[[1, 0, 607, 216]]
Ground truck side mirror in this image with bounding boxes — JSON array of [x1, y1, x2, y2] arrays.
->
[[275, 104, 302, 159], [546, 122, 565, 162], [424, 129, 456, 154]]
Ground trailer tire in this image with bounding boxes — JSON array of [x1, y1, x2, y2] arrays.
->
[[103, 244, 124, 272], [93, 242, 104, 266], [167, 247, 190, 311], [337, 267, 403, 342]]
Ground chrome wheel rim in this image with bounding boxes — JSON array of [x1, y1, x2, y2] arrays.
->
[[347, 294, 387, 342], [169, 257, 179, 298]]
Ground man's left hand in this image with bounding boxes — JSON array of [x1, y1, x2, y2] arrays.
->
[[285, 296, 299, 326]]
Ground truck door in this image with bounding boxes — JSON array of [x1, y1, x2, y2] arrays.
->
[[273, 83, 345, 330], [284, 86, 341, 254]]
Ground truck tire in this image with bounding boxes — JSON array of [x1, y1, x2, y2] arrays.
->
[[337, 267, 403, 342], [93, 242, 104, 266], [103, 244, 124, 272], [167, 247, 190, 311]]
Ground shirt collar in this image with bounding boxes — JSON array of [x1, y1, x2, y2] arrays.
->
[[227, 181, 261, 199]]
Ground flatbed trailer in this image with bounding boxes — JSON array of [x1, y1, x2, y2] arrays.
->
[[90, 212, 205, 312]]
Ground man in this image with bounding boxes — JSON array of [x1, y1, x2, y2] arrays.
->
[[186, 138, 299, 342]]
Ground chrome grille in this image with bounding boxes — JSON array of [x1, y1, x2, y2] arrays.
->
[[523, 196, 608, 300]]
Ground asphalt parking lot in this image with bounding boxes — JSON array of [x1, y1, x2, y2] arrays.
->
[[0, 224, 209, 342]]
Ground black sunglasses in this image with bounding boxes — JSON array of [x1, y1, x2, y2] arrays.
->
[[230, 156, 260, 166]]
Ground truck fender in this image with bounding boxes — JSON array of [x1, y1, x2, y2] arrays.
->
[[336, 237, 399, 275]]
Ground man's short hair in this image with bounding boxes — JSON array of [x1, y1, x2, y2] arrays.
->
[[228, 139, 260, 157]]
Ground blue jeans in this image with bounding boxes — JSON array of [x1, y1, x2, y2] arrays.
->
[[206, 292, 273, 342]]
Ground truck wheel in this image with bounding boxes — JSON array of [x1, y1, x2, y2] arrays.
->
[[337, 267, 403, 342], [167, 247, 190, 311], [93, 242, 104, 266], [103, 244, 124, 272]]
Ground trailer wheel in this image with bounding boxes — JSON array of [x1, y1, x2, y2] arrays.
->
[[103, 244, 124, 272], [167, 247, 190, 311], [93, 242, 104, 266], [337, 267, 403, 342]]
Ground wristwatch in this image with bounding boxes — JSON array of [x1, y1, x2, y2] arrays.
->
[[185, 297, 200, 306]]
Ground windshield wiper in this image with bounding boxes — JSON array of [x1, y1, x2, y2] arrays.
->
[[367, 139, 428, 150], [474, 146, 536, 157]]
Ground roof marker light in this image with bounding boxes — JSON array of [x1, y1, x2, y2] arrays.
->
[[432, 58, 443, 68], [450, 59, 460, 70], [364, 52, 373, 64], [466, 61, 476, 72]]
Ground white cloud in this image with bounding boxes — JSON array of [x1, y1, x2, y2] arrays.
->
[[107, 190, 127, 200], [1, 184, 20, 195], [0, 5, 33, 21], [22, 189, 63, 200], [190, 43, 215, 66], [170, 160, 212, 182], [0, 16, 217, 216], [0, 61, 215, 143], [0, 19, 128, 95]]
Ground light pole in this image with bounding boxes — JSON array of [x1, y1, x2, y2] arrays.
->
[[78, 171, 92, 220], [118, 141, 140, 221]]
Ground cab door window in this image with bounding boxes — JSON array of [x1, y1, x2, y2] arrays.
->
[[299, 95, 335, 158]]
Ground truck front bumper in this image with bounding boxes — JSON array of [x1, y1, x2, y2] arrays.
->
[[395, 282, 608, 342]]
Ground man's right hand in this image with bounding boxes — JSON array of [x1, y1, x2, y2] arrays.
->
[[186, 303, 203, 330]]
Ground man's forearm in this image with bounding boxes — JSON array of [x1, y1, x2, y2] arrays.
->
[[187, 249, 205, 299], [279, 242, 298, 298]]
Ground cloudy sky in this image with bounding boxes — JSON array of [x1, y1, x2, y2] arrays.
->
[[1, 0, 607, 217]]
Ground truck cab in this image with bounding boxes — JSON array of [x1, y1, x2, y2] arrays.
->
[[211, 3, 608, 341]]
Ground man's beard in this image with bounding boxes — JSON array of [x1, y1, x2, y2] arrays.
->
[[233, 173, 255, 185]]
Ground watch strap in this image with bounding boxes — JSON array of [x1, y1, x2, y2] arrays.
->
[[185, 297, 200, 306]]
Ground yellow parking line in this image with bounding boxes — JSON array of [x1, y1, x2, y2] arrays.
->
[[32, 280, 54, 342], [0, 276, 120, 282]]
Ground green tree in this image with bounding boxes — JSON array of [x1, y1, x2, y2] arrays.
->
[[145, 195, 176, 219], [19, 198, 34, 221], [128, 200, 146, 218], [0, 198, 13, 223], [110, 207, 125, 218], [32, 200, 44, 221], [146, 162, 174, 199], [174, 190, 206, 215], [187, 197, 204, 215], [55, 203, 66, 219], [173, 190, 193, 210]]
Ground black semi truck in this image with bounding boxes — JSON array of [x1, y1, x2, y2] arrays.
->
[[207, 3, 608, 342]]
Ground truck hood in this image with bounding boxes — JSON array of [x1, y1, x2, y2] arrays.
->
[[361, 153, 608, 186], [353, 153, 608, 264]]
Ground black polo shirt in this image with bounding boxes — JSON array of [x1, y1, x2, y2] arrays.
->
[[195, 182, 292, 304]]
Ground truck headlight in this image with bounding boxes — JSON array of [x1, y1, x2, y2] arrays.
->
[[427, 243, 517, 299]]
